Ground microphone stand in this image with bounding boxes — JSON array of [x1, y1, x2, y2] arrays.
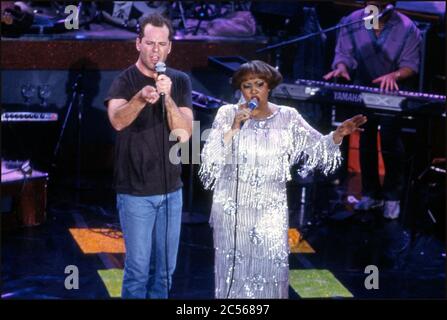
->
[[154, 62, 172, 298], [75, 91, 84, 204], [52, 73, 83, 166], [51, 72, 84, 204], [157, 76, 171, 299], [256, 11, 387, 54]]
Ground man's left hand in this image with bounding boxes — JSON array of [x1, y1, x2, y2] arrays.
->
[[156, 74, 172, 96], [372, 72, 400, 92]]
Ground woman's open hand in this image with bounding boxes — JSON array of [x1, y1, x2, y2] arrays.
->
[[333, 114, 367, 144]]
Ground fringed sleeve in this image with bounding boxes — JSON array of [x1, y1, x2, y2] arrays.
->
[[289, 108, 342, 177], [199, 104, 236, 190]]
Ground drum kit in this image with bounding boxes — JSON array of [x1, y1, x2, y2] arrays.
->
[[2, 1, 163, 35], [1, 1, 243, 36], [1, 1, 98, 36]]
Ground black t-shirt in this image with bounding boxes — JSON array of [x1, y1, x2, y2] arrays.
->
[[104, 64, 192, 196]]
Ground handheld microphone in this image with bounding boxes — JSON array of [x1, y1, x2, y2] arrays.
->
[[248, 98, 258, 110], [155, 61, 166, 74], [363, 4, 394, 21], [155, 62, 167, 96], [155, 61, 168, 124]]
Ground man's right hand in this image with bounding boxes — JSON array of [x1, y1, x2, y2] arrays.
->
[[140, 85, 160, 105], [323, 64, 351, 81]]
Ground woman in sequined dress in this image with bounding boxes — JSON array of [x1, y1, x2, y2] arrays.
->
[[200, 60, 367, 299]]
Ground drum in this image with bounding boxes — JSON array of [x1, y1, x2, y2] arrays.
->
[[27, 2, 98, 34], [98, 1, 168, 31], [1, 1, 34, 37]]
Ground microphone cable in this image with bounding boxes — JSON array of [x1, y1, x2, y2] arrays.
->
[[155, 62, 171, 299], [226, 100, 256, 298], [226, 119, 241, 299], [227, 98, 254, 299]]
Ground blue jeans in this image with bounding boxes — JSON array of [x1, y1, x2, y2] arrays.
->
[[117, 189, 182, 299]]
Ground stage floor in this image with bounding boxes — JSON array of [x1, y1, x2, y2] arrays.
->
[[1, 173, 445, 299]]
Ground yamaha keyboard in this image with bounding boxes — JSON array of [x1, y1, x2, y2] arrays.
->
[[272, 79, 446, 116], [1, 112, 58, 122]]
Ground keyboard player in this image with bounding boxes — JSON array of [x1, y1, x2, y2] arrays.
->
[[323, 1, 422, 219]]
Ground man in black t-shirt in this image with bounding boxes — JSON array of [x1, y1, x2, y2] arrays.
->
[[104, 13, 193, 299]]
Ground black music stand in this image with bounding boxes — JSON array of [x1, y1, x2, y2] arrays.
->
[[51, 72, 84, 203], [403, 158, 445, 229]]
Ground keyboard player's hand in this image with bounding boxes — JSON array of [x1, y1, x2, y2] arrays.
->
[[372, 72, 399, 92], [323, 64, 351, 81]]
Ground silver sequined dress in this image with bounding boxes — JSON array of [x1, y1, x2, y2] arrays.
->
[[199, 103, 341, 299]]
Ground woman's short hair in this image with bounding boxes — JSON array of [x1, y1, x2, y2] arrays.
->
[[231, 60, 283, 90]]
